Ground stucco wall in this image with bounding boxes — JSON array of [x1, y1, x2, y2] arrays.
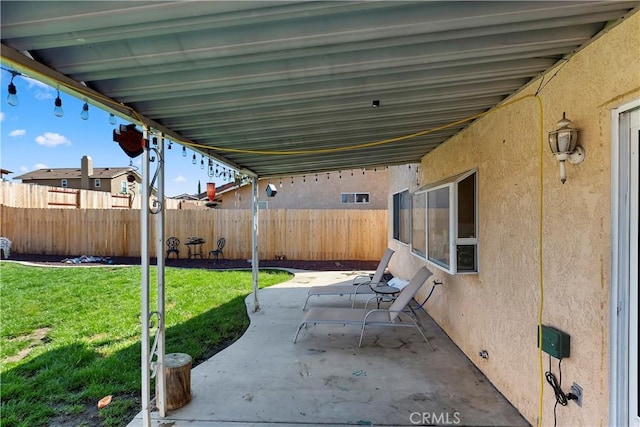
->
[[217, 169, 388, 209], [388, 11, 640, 426]]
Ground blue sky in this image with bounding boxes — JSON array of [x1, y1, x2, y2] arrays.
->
[[0, 69, 230, 197]]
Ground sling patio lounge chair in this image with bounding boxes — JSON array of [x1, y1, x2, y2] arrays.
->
[[302, 248, 395, 310], [293, 266, 434, 349]]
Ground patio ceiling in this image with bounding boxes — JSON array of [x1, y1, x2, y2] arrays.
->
[[1, 1, 638, 178]]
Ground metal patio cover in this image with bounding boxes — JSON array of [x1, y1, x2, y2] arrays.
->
[[1, 1, 637, 178]]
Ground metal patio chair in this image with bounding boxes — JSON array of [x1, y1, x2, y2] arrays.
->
[[209, 237, 226, 263]]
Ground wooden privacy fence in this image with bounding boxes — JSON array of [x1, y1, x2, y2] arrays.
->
[[0, 182, 189, 210], [0, 206, 388, 261]]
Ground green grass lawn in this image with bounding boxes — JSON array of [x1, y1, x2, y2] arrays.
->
[[0, 262, 292, 427]]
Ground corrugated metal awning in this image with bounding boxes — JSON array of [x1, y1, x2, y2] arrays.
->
[[2, 1, 638, 177]]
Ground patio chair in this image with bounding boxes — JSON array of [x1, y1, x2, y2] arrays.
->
[[294, 266, 434, 349], [302, 248, 395, 310], [166, 237, 180, 259], [209, 237, 225, 263]]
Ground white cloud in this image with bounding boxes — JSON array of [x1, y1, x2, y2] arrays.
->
[[0, 112, 4, 122], [174, 175, 187, 183], [35, 132, 71, 147], [20, 166, 29, 172], [25, 77, 55, 100], [33, 163, 49, 170], [25, 76, 51, 90], [9, 129, 26, 137]]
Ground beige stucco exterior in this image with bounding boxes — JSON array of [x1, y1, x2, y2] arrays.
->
[[388, 11, 640, 427], [216, 169, 388, 209]]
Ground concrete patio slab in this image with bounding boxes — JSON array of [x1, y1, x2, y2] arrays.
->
[[128, 270, 528, 426]]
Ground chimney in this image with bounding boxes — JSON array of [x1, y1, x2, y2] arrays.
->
[[81, 156, 93, 189]]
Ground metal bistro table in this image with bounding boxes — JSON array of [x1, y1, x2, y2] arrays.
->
[[184, 237, 205, 259], [369, 285, 400, 309]]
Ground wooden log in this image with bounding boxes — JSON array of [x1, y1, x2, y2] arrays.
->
[[161, 353, 192, 410]]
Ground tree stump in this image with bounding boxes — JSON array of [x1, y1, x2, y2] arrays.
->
[[161, 353, 192, 410]]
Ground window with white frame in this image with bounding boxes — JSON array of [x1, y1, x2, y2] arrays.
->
[[411, 192, 426, 258], [61, 179, 68, 188], [120, 181, 128, 194], [341, 192, 370, 204], [393, 189, 410, 244], [413, 169, 478, 274], [257, 201, 268, 210], [94, 178, 101, 188]]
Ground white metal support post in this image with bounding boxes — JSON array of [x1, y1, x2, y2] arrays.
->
[[251, 177, 260, 312], [154, 135, 166, 417], [140, 128, 151, 426], [140, 130, 167, 424]]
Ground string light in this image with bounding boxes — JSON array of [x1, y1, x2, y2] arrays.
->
[[53, 90, 63, 117], [291, 176, 294, 186], [200, 156, 205, 169], [192, 153, 196, 165], [182, 146, 187, 157], [80, 102, 89, 120], [7, 71, 18, 106], [109, 113, 116, 125], [168, 141, 173, 150]]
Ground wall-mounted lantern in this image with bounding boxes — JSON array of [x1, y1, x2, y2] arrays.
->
[[548, 112, 585, 184]]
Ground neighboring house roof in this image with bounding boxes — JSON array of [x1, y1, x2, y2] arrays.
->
[[215, 181, 247, 196], [170, 193, 200, 200], [1, 169, 13, 175], [14, 167, 140, 181]]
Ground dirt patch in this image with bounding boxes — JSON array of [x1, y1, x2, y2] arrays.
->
[[5, 327, 52, 362]]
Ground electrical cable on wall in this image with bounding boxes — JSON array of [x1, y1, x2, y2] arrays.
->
[[545, 355, 579, 427]]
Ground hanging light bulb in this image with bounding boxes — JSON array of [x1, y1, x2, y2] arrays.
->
[[192, 153, 197, 165], [7, 74, 18, 106], [53, 91, 64, 117], [182, 146, 187, 157], [80, 102, 89, 120], [167, 141, 173, 150], [200, 158, 205, 169], [109, 113, 117, 125]]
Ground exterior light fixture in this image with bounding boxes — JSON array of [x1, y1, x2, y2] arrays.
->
[[54, 91, 64, 117], [7, 72, 18, 106], [372, 99, 380, 108], [80, 102, 89, 120], [548, 112, 585, 184], [109, 113, 117, 125]]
